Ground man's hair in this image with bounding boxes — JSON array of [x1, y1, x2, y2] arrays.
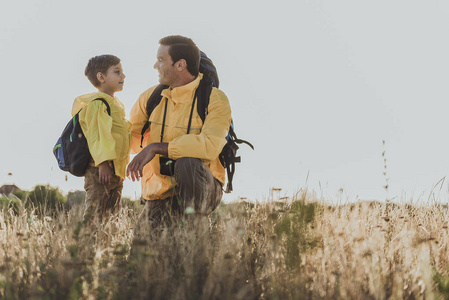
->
[[85, 55, 121, 87], [159, 35, 200, 77]]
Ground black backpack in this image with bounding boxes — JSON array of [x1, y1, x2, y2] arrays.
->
[[53, 98, 111, 177], [140, 52, 254, 193]]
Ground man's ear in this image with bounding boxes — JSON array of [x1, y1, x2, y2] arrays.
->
[[176, 59, 187, 71], [97, 72, 105, 83]]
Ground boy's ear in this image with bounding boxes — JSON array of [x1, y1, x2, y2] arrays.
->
[[96, 72, 105, 83]]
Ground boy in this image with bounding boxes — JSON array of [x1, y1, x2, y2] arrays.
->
[[71, 54, 131, 221]]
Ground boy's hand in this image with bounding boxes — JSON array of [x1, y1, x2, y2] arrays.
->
[[99, 161, 114, 185]]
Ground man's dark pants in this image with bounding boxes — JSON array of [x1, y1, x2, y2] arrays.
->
[[136, 157, 223, 231]]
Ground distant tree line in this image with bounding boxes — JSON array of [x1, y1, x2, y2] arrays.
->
[[0, 185, 137, 216], [0, 185, 85, 214]]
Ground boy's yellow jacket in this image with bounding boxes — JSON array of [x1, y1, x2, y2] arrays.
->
[[130, 74, 232, 201], [72, 92, 131, 179]]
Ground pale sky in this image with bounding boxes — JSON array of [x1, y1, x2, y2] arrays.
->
[[2, 0, 449, 203]]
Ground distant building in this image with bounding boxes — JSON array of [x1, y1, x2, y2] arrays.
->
[[0, 184, 21, 195]]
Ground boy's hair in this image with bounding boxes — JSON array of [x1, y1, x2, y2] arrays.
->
[[159, 35, 200, 77], [85, 55, 121, 87]]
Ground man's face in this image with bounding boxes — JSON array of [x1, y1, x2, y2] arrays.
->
[[154, 45, 177, 86], [100, 63, 125, 92]]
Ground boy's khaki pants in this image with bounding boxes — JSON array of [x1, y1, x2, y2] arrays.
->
[[84, 165, 123, 222]]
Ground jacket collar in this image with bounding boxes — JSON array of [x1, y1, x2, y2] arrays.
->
[[161, 73, 203, 104], [71, 92, 117, 116], [94, 92, 116, 102]]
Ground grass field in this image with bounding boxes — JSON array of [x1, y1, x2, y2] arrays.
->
[[1, 191, 449, 299]]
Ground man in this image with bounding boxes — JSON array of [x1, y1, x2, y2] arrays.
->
[[127, 35, 231, 224]]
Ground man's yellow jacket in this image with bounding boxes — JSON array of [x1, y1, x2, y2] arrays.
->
[[130, 74, 232, 201]]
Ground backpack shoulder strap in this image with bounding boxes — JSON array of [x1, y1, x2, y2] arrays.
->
[[195, 84, 254, 150], [146, 85, 168, 118], [92, 98, 111, 116], [196, 79, 213, 123], [140, 84, 168, 147]]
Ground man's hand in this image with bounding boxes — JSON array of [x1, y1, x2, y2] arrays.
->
[[98, 161, 114, 185], [127, 143, 168, 181]]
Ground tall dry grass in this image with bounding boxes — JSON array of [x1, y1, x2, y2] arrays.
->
[[1, 192, 449, 299]]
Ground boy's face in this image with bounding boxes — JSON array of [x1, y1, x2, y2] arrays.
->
[[98, 63, 125, 93]]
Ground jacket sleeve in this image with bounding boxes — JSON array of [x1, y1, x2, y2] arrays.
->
[[79, 101, 116, 166], [168, 89, 232, 161], [129, 87, 156, 154]]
